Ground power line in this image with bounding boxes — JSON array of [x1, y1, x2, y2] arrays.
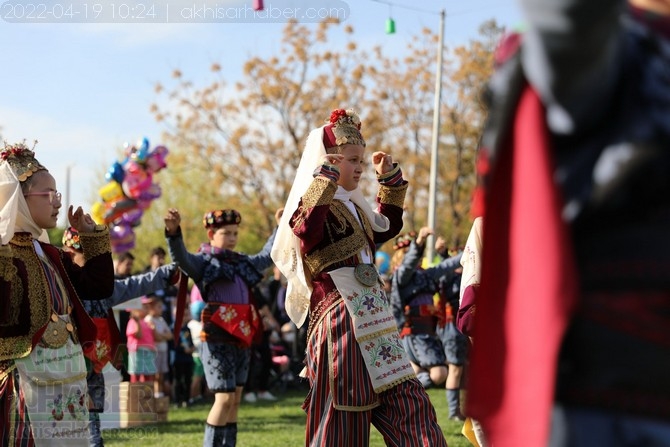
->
[[370, 0, 503, 18], [369, 0, 442, 16]]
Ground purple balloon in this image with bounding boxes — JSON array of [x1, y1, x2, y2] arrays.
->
[[110, 224, 136, 254], [121, 208, 144, 227], [110, 223, 132, 241], [112, 239, 136, 254], [138, 183, 161, 201]]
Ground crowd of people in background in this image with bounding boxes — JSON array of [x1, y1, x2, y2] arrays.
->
[[389, 227, 467, 421]]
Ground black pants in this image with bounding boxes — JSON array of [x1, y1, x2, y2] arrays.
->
[[245, 331, 274, 393], [173, 361, 194, 404]]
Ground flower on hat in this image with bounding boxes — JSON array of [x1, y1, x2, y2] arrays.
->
[[1, 140, 46, 182], [203, 209, 242, 229], [329, 109, 361, 129], [328, 109, 361, 129]]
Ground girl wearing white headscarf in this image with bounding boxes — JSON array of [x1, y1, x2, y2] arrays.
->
[[0, 142, 114, 446]]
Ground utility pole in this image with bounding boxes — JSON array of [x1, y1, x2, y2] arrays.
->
[[426, 9, 445, 263], [62, 164, 73, 228]]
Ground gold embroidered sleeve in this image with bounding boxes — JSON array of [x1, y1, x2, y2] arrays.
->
[[378, 182, 408, 208], [301, 177, 337, 209], [79, 225, 112, 261]]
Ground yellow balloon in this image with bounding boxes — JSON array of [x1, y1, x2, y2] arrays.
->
[[99, 181, 124, 203], [91, 202, 105, 225]]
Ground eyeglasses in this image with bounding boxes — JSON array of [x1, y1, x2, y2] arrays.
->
[[24, 190, 62, 204]]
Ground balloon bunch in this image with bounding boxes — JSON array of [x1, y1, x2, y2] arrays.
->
[[92, 137, 168, 253]]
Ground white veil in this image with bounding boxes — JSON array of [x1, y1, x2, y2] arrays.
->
[[0, 161, 50, 244]]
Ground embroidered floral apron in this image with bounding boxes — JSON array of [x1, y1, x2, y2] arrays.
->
[[329, 267, 415, 392], [14, 315, 89, 446]]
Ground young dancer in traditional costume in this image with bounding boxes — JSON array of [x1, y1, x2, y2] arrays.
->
[[272, 109, 447, 446], [0, 142, 114, 445]]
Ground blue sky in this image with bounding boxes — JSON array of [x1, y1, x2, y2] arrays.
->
[[0, 0, 521, 224]]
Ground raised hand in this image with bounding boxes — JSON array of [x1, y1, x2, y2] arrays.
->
[[164, 208, 181, 235], [68, 205, 95, 233], [372, 151, 393, 175], [416, 226, 434, 246]]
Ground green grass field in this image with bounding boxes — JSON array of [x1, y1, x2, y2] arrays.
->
[[103, 387, 472, 446]]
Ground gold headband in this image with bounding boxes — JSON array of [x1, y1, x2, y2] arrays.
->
[[0, 140, 46, 182]]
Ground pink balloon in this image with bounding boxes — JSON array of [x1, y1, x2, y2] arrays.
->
[[145, 145, 168, 173], [122, 169, 152, 200]]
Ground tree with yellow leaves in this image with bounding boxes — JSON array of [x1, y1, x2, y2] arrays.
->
[[138, 18, 503, 259]]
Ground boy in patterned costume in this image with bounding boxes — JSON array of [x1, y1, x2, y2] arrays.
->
[[164, 207, 278, 446]]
